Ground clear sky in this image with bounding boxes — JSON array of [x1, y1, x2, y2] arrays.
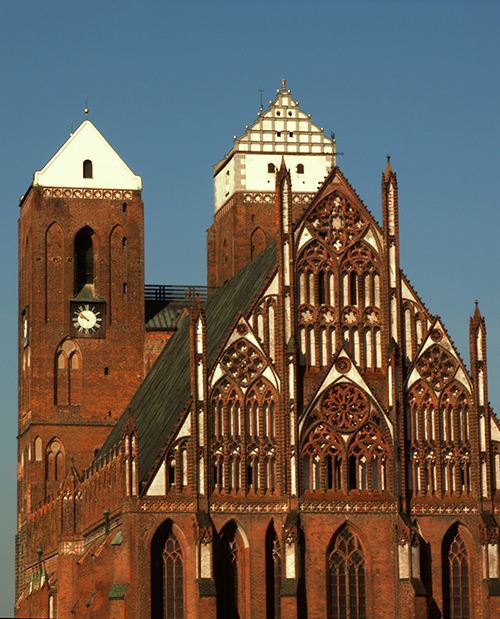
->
[[1, 0, 499, 613]]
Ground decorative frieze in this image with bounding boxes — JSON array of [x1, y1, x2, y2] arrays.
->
[[210, 501, 288, 514], [300, 500, 397, 513], [140, 500, 196, 512], [42, 187, 133, 200], [410, 502, 479, 516]]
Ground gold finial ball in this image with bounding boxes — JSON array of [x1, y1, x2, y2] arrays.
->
[[233, 135, 237, 139], [277, 89, 280, 93], [84, 108, 89, 115], [245, 125, 249, 129]]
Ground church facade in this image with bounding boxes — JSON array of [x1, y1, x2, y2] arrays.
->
[[16, 84, 500, 619]]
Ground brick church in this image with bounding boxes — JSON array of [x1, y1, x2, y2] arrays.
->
[[16, 82, 500, 618]]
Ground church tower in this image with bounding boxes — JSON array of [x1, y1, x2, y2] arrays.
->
[[17, 120, 146, 522], [207, 80, 335, 287]]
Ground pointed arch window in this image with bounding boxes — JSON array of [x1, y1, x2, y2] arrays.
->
[[302, 423, 344, 492], [55, 339, 82, 406], [348, 423, 390, 492], [266, 524, 281, 619], [46, 439, 65, 481], [443, 526, 470, 619], [163, 533, 184, 619], [329, 527, 366, 619], [151, 522, 184, 619], [216, 522, 243, 619]]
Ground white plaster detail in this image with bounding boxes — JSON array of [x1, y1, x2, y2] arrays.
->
[[197, 361, 204, 400], [263, 273, 279, 297], [284, 241, 290, 286], [177, 412, 191, 440], [196, 319, 203, 354], [199, 456, 205, 495], [398, 544, 410, 579], [147, 461, 166, 496], [200, 543, 212, 578], [286, 544, 296, 579], [363, 228, 379, 252], [387, 183, 395, 236], [491, 418, 500, 442], [210, 364, 224, 388], [34, 120, 142, 190], [291, 453, 297, 495], [388, 365, 393, 407], [489, 543, 499, 579], [389, 243, 396, 288], [296, 226, 313, 251]]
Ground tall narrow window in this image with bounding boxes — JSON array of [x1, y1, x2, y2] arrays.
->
[[46, 439, 65, 481], [443, 525, 470, 619], [329, 528, 366, 619], [83, 159, 93, 178], [151, 522, 184, 619], [163, 534, 184, 618], [74, 227, 94, 292], [216, 522, 242, 619], [266, 524, 281, 619]]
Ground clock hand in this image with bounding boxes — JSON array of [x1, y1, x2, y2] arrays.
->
[[78, 311, 90, 321]]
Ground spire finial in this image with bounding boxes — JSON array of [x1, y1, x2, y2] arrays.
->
[[385, 154, 393, 177], [84, 95, 89, 118], [281, 79, 286, 92]]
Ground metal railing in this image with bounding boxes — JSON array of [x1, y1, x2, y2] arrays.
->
[[145, 284, 215, 303]]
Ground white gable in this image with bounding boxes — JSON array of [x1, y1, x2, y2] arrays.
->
[[33, 120, 142, 190], [213, 82, 334, 212]]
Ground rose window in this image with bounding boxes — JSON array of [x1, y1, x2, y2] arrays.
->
[[321, 384, 369, 432], [307, 194, 366, 253], [221, 339, 266, 386], [416, 345, 456, 391]]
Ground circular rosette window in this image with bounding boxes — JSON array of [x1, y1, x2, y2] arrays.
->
[[321, 383, 369, 432], [298, 305, 315, 324], [319, 306, 336, 324], [363, 307, 380, 325], [342, 307, 359, 325]]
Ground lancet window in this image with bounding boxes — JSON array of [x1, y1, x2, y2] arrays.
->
[[167, 440, 188, 492], [216, 522, 244, 619], [297, 240, 336, 368], [254, 297, 277, 362], [302, 423, 344, 492], [46, 438, 65, 482], [55, 338, 82, 406], [266, 523, 281, 619], [151, 522, 184, 619], [328, 527, 366, 619], [348, 423, 390, 492], [74, 226, 94, 293], [443, 526, 470, 619], [211, 377, 277, 494]]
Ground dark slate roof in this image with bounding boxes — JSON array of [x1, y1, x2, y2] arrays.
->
[[98, 241, 277, 482], [145, 301, 191, 330]]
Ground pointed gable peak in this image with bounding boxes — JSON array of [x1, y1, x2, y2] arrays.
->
[[33, 119, 142, 190], [474, 300, 482, 321]]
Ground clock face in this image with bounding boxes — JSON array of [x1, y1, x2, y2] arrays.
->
[[72, 304, 103, 334]]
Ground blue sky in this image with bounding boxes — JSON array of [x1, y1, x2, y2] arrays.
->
[[1, 0, 499, 613]]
